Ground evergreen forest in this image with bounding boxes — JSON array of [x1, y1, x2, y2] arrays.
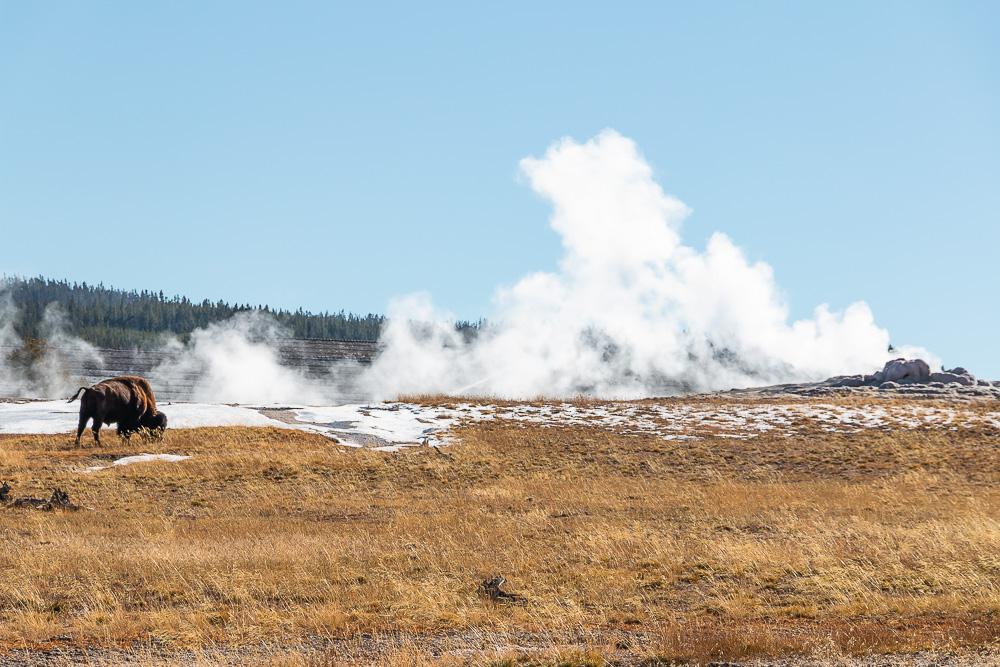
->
[[2, 276, 386, 349]]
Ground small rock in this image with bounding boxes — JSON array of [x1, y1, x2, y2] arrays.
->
[[479, 576, 523, 603]]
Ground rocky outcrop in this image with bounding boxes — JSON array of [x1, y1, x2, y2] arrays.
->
[[929, 368, 977, 386], [870, 358, 931, 385], [714, 359, 999, 402], [829, 359, 989, 393]]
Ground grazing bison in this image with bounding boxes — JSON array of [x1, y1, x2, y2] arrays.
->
[[68, 376, 167, 445]]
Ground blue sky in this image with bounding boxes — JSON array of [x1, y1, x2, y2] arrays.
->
[[1, 2, 998, 378]]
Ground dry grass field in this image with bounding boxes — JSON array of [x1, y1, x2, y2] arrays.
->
[[1, 396, 1000, 665]]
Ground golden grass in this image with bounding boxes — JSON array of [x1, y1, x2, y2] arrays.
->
[[0, 397, 999, 664]]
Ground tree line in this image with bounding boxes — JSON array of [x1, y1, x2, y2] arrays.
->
[[2, 276, 386, 349]]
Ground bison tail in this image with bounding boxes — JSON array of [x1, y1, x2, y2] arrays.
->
[[67, 387, 88, 403]]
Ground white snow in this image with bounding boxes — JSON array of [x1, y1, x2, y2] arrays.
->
[[0, 400, 80, 434], [2, 399, 997, 450], [84, 453, 191, 473], [291, 404, 457, 449], [0, 400, 462, 451], [112, 453, 190, 466], [430, 401, 1000, 441], [166, 404, 287, 429], [0, 401, 287, 434]]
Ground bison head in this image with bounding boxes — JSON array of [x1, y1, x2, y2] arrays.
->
[[142, 411, 168, 432]]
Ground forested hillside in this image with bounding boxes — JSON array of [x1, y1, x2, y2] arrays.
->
[[2, 276, 386, 348]]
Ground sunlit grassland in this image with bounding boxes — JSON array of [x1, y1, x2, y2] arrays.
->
[[1, 396, 999, 664]]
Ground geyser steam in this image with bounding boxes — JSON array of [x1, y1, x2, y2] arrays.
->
[[0, 287, 103, 399], [151, 312, 328, 405], [0, 131, 933, 404], [362, 130, 932, 399]]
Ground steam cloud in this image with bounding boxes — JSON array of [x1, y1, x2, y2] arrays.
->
[[362, 130, 933, 399], [0, 287, 104, 398], [1, 131, 934, 403], [150, 313, 328, 405]]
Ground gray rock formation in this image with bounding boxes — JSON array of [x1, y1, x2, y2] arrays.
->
[[829, 358, 938, 388], [872, 358, 931, 384], [712, 358, 999, 402], [930, 372, 972, 386]]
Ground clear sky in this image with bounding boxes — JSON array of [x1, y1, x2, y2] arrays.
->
[[1, 2, 998, 378]]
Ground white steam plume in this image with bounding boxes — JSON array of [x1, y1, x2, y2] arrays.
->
[[0, 131, 936, 404], [362, 130, 934, 399], [0, 290, 25, 395], [152, 312, 329, 405], [0, 286, 103, 398], [0, 285, 358, 405]]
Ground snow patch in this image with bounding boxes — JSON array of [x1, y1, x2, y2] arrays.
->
[[291, 404, 457, 449], [84, 453, 191, 473], [0, 400, 79, 434], [2, 400, 997, 450], [166, 404, 288, 429]]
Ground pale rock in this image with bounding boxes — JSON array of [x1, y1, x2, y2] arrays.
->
[[929, 372, 974, 386], [872, 358, 931, 385]]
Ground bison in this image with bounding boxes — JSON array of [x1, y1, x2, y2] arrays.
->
[[68, 376, 167, 445]]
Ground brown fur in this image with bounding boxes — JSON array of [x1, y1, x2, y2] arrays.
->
[[68, 376, 167, 445]]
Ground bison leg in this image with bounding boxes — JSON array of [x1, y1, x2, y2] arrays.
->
[[75, 414, 90, 446], [91, 418, 104, 446]]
